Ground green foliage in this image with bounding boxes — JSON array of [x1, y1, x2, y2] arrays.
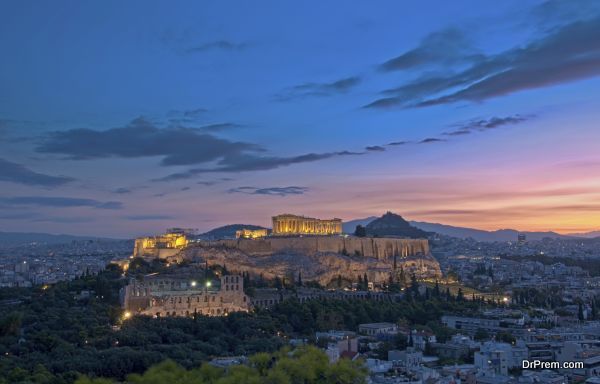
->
[[0, 311, 23, 337], [353, 225, 366, 237], [75, 346, 367, 384], [0, 268, 484, 383], [495, 331, 516, 344], [474, 328, 490, 341]]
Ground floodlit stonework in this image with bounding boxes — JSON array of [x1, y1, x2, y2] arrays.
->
[[272, 214, 342, 236], [133, 230, 189, 259], [122, 274, 249, 317], [235, 228, 268, 239]]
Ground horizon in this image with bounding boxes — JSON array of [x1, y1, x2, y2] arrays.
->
[[1, 212, 595, 239], [2, 0, 600, 237]]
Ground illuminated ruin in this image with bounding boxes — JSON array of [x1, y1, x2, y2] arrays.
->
[[271, 214, 342, 236]]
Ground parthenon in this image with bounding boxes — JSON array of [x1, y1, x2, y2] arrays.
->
[[272, 214, 342, 236]]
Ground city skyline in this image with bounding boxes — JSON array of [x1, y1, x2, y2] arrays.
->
[[1, 0, 600, 237]]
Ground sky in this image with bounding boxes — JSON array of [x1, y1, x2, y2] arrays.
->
[[1, 0, 600, 237]]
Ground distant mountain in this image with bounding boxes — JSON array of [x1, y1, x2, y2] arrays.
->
[[200, 224, 267, 240], [0, 231, 121, 248], [342, 216, 377, 234], [365, 212, 431, 239], [566, 230, 600, 239], [409, 221, 572, 242]]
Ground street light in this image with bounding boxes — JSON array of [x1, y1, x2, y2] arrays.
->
[[191, 281, 197, 287]]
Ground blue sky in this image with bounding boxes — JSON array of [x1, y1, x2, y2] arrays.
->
[[1, 0, 600, 237]]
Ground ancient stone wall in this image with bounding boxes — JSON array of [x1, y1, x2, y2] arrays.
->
[[199, 236, 429, 260]]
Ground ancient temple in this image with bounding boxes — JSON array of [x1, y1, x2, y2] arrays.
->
[[271, 214, 342, 236], [132, 229, 190, 259]]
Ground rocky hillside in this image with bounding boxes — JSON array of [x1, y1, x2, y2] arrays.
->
[[366, 212, 431, 238], [175, 240, 441, 286]]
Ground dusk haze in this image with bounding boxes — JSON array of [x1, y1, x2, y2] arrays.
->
[[1, 1, 600, 237], [1, 1, 600, 383]]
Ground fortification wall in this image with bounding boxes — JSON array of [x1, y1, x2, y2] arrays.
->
[[199, 236, 429, 260]]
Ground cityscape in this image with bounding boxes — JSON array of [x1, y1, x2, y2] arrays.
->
[[1, 1, 600, 384]]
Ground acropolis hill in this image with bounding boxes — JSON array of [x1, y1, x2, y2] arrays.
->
[[131, 213, 442, 285]]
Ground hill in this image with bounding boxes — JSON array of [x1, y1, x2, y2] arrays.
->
[[365, 212, 431, 238], [342, 216, 378, 233], [342, 216, 580, 242], [409, 221, 572, 242], [0, 231, 122, 248], [199, 224, 267, 239], [566, 230, 600, 239]]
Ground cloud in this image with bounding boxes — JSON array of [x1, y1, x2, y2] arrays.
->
[[0, 196, 123, 209], [198, 123, 242, 132], [420, 138, 445, 144], [181, 108, 208, 117], [154, 150, 364, 180], [379, 28, 482, 72], [34, 117, 401, 181], [0, 212, 40, 220], [365, 145, 386, 152], [275, 76, 361, 101], [180, 186, 191, 191], [112, 187, 132, 194], [36, 117, 262, 166], [165, 108, 210, 124], [124, 215, 174, 221], [387, 141, 407, 146], [366, 16, 600, 108], [0, 158, 75, 187], [444, 114, 531, 136], [33, 216, 95, 223], [227, 186, 309, 197], [185, 40, 248, 54], [197, 181, 218, 186], [530, 0, 600, 29]]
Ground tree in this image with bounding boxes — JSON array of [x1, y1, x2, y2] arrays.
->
[[433, 280, 440, 297], [398, 266, 406, 288], [445, 288, 452, 301], [496, 331, 516, 344], [363, 273, 369, 291], [0, 311, 22, 337], [410, 273, 419, 297], [297, 271, 303, 287], [456, 288, 464, 302], [578, 302, 585, 321], [354, 225, 366, 237], [474, 328, 489, 341]]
